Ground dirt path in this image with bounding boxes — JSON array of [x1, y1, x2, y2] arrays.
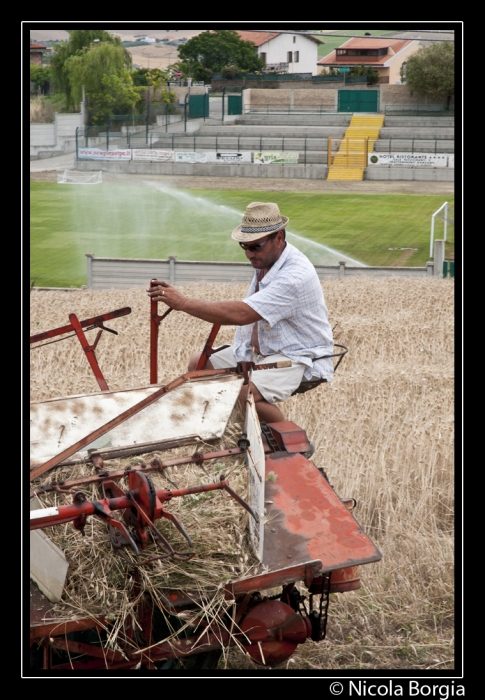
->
[[30, 168, 454, 195]]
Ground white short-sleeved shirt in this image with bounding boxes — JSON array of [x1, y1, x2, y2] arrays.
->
[[234, 242, 334, 381]]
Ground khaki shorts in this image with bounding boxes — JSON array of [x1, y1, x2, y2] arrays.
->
[[209, 346, 306, 404]]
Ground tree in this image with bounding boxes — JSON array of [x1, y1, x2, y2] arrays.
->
[[350, 64, 379, 84], [403, 42, 454, 108], [30, 65, 51, 94], [50, 30, 131, 109], [87, 70, 146, 124], [177, 30, 264, 78], [132, 67, 171, 87], [221, 64, 240, 79], [64, 41, 131, 107]]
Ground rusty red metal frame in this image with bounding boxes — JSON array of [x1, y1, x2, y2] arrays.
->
[[195, 323, 221, 370], [148, 282, 222, 381], [30, 307, 132, 392], [30, 473, 258, 533], [30, 447, 248, 497]]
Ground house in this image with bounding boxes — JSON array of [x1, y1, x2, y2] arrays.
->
[[317, 37, 420, 84], [30, 43, 50, 67], [235, 31, 323, 76]]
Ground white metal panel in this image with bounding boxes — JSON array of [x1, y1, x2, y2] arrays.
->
[[30, 497, 69, 603], [245, 392, 265, 561], [30, 375, 243, 468]]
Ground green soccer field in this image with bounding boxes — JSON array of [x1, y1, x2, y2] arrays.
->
[[30, 182, 454, 288]]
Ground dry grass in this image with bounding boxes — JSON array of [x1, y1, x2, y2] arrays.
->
[[29, 276, 455, 670], [30, 96, 57, 124]]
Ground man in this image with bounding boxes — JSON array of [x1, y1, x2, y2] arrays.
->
[[147, 202, 334, 423]]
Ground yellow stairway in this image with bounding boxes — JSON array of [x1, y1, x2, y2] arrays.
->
[[327, 115, 384, 181]]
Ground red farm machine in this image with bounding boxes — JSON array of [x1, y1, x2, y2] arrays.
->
[[28, 289, 381, 671]]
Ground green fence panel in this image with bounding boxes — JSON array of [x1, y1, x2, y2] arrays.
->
[[338, 90, 379, 113], [312, 75, 342, 83], [450, 261, 454, 278], [442, 261, 449, 278], [228, 95, 242, 115], [189, 94, 209, 118]]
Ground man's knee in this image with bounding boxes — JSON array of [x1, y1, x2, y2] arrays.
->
[[188, 352, 213, 371]]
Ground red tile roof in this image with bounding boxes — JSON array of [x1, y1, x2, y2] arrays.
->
[[318, 37, 414, 66], [30, 43, 48, 49], [236, 31, 279, 47]]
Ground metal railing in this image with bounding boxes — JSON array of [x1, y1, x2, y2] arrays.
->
[[378, 138, 453, 155]]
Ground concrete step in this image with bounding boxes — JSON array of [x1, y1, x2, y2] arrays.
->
[[379, 127, 455, 139], [327, 167, 364, 181], [384, 116, 454, 128], [373, 139, 454, 153], [196, 124, 348, 138], [234, 114, 352, 127]]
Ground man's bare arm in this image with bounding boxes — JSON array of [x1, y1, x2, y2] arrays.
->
[[147, 280, 262, 326]]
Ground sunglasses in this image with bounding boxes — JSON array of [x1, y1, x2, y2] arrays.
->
[[239, 235, 276, 252]]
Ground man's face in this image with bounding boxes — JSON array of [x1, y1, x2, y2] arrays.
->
[[241, 231, 285, 270]]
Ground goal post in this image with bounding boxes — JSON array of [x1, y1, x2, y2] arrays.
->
[[430, 202, 448, 258], [57, 170, 102, 185]]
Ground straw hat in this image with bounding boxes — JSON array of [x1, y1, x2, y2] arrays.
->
[[231, 202, 289, 242]]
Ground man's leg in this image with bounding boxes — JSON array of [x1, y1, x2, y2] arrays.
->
[[239, 382, 286, 423], [188, 351, 213, 371], [188, 350, 285, 422]]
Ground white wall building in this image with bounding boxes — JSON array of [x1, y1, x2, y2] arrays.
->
[[236, 31, 323, 76]]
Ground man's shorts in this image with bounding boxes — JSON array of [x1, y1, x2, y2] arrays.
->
[[209, 346, 306, 405]]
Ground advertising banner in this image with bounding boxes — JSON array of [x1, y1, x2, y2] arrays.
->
[[368, 153, 448, 168], [132, 149, 174, 162], [254, 152, 299, 165], [206, 152, 252, 163], [174, 152, 208, 163], [78, 148, 132, 160]]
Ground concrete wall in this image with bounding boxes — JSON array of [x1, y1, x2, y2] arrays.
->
[[30, 110, 85, 158], [219, 82, 452, 112], [244, 88, 338, 110], [76, 158, 454, 182], [243, 84, 451, 112], [380, 84, 450, 110]]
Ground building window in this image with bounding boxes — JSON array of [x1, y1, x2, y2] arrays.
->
[[261, 52, 267, 64], [336, 47, 387, 57], [293, 36, 296, 43], [294, 51, 299, 63], [287, 52, 293, 63]]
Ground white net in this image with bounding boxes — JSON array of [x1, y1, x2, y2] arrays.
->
[[57, 170, 102, 185]]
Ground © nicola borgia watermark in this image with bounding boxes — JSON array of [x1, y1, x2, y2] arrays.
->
[[328, 681, 465, 698]]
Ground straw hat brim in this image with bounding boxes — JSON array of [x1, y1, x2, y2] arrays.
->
[[231, 216, 289, 242]]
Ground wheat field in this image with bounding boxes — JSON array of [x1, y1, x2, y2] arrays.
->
[[29, 276, 455, 672]]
